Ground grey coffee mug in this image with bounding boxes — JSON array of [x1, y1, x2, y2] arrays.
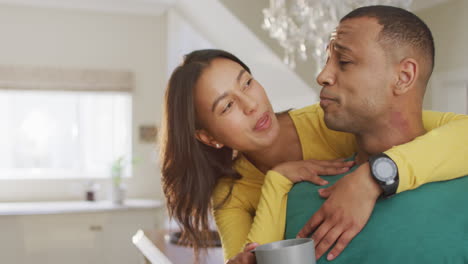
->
[[252, 238, 316, 264]]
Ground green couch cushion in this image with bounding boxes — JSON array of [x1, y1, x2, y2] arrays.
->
[[285, 164, 468, 263]]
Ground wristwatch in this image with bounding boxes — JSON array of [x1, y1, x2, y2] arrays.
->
[[368, 153, 399, 199]]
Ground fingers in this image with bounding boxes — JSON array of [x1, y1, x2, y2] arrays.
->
[[313, 165, 350, 176], [326, 230, 356, 261], [310, 219, 334, 250], [304, 163, 349, 175], [300, 161, 350, 178], [297, 211, 324, 238], [296, 167, 328, 185], [304, 174, 329, 186], [314, 225, 343, 260], [273, 159, 354, 184], [302, 159, 353, 175], [309, 159, 355, 168], [243, 242, 259, 252], [300, 160, 354, 184], [331, 158, 346, 162], [318, 185, 334, 198]]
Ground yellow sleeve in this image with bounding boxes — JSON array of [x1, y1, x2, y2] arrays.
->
[[385, 111, 468, 193], [290, 104, 357, 160], [246, 171, 292, 245], [298, 105, 468, 193], [213, 171, 292, 261]]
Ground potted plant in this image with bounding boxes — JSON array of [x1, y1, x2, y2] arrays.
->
[[110, 156, 137, 204]]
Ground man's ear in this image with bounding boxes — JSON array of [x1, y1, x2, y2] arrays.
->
[[394, 58, 418, 95], [195, 129, 223, 149]]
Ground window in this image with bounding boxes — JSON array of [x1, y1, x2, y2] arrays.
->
[[0, 90, 132, 179]]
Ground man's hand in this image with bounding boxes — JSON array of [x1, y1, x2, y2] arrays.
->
[[296, 163, 382, 261], [225, 243, 259, 264]]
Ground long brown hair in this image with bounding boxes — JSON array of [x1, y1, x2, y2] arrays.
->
[[159, 49, 250, 258]]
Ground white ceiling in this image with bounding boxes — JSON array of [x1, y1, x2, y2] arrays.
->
[[0, 0, 452, 15], [0, 0, 177, 15]]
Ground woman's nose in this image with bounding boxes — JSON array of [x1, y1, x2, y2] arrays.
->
[[240, 93, 258, 115]]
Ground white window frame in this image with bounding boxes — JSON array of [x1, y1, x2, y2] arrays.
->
[[0, 65, 134, 181]]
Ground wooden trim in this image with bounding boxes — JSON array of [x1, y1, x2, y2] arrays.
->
[[0, 65, 134, 92]]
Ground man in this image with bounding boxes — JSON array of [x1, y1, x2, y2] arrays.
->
[[288, 5, 468, 262], [227, 5, 468, 264]]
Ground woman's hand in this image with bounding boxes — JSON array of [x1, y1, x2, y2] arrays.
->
[[225, 243, 259, 264], [272, 159, 354, 185]]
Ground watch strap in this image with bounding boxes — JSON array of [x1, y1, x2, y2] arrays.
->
[[369, 153, 399, 199]]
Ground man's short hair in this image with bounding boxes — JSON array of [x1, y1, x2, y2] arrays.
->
[[341, 5, 435, 81]]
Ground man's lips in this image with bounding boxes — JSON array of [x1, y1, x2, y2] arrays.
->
[[319, 96, 338, 108], [254, 112, 271, 131]]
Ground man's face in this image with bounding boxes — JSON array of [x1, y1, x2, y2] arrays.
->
[[317, 17, 395, 134]]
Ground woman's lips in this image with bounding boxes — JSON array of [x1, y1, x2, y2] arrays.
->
[[254, 112, 272, 131]]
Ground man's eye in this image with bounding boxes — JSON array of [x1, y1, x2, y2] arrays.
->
[[339, 61, 351, 65], [222, 101, 234, 113]]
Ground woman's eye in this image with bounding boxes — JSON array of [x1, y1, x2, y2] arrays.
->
[[244, 78, 253, 89], [339, 61, 351, 65], [222, 101, 234, 114]]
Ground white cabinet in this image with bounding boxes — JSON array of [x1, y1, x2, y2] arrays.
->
[[0, 216, 26, 263], [0, 200, 164, 264]]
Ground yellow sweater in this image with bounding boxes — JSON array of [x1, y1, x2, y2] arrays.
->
[[212, 104, 468, 260]]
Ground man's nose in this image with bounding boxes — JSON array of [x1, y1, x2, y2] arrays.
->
[[316, 63, 335, 87]]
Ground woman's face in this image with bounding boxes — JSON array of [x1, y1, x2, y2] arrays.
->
[[194, 58, 280, 152]]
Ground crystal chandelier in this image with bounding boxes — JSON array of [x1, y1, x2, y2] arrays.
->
[[262, 0, 413, 73]]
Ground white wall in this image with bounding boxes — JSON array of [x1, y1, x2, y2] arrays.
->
[[415, 0, 468, 112], [166, 10, 215, 77], [416, 0, 468, 75], [0, 4, 166, 201], [174, 0, 318, 112]]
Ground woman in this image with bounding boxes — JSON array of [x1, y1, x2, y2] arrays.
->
[[159, 49, 468, 261]]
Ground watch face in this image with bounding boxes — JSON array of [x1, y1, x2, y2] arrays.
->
[[372, 157, 397, 183]]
